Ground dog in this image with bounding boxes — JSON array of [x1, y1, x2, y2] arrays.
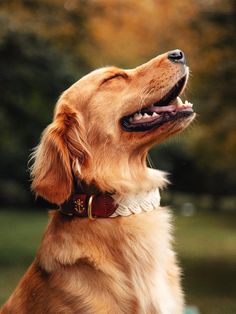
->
[[1, 49, 195, 314]]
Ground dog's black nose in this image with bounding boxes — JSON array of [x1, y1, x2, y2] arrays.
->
[[168, 49, 186, 64]]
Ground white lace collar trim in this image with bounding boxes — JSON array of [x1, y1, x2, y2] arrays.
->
[[111, 188, 161, 217]]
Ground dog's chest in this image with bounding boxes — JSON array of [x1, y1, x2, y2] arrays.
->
[[39, 210, 183, 313], [109, 215, 181, 314]]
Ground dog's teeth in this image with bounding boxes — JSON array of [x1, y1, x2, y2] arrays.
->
[[134, 113, 142, 121], [143, 113, 149, 118], [137, 113, 143, 119], [176, 97, 184, 108], [129, 117, 133, 122], [185, 100, 193, 107], [152, 112, 159, 117]]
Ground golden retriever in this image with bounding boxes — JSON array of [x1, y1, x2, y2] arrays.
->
[[1, 50, 195, 314]]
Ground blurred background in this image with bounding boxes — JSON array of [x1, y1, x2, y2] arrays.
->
[[0, 0, 235, 313]]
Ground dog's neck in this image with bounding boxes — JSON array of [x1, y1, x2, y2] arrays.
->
[[60, 177, 161, 218], [78, 177, 162, 217], [111, 187, 161, 217]]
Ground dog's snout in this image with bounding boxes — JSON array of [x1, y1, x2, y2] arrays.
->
[[167, 49, 185, 64]]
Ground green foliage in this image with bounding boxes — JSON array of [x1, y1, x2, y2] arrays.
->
[[186, 0, 236, 195], [0, 30, 77, 205]]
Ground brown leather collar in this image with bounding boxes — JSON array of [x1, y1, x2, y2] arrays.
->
[[59, 193, 118, 219]]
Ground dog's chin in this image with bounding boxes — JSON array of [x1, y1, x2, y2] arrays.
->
[[120, 75, 195, 133]]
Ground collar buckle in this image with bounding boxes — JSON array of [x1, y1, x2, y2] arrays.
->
[[87, 195, 96, 220]]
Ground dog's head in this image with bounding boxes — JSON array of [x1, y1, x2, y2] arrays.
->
[[31, 50, 195, 204]]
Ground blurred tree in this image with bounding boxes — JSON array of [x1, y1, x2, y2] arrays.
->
[[80, 0, 201, 67], [0, 31, 75, 205], [0, 0, 235, 207], [0, 0, 92, 206], [186, 0, 236, 196]]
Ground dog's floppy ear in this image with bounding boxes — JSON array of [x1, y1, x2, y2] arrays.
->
[[31, 104, 90, 205]]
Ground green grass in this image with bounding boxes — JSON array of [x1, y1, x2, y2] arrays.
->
[[0, 209, 236, 313], [175, 212, 236, 314], [0, 210, 48, 304]]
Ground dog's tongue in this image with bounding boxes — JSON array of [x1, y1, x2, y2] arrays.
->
[[149, 97, 193, 113]]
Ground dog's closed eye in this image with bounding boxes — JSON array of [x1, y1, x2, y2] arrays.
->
[[101, 72, 128, 84]]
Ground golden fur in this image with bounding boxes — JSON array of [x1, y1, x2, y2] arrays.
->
[[1, 51, 194, 314]]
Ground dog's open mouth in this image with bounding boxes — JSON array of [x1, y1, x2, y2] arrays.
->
[[121, 75, 194, 132]]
